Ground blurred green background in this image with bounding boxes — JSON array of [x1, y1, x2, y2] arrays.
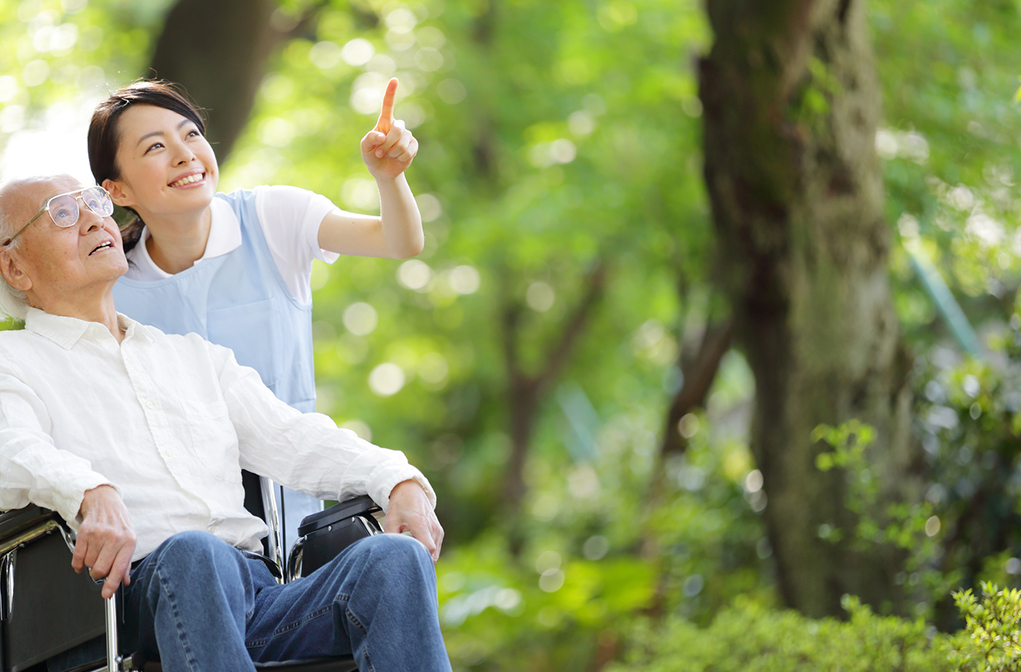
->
[[5, 0, 1021, 669]]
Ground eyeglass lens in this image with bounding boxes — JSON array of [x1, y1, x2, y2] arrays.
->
[[50, 187, 113, 228]]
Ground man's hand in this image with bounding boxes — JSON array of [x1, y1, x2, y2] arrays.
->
[[361, 78, 419, 179], [73, 485, 136, 599], [384, 479, 444, 563]]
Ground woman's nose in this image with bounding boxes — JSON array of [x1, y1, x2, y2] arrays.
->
[[173, 143, 196, 165]]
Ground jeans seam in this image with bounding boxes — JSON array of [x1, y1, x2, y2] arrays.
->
[[157, 566, 200, 672], [346, 606, 374, 672], [344, 600, 369, 638], [244, 605, 332, 648]]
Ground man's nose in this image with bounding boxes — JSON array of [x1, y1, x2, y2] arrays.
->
[[80, 207, 104, 233]]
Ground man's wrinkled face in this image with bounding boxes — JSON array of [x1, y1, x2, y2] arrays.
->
[[0, 175, 127, 308]]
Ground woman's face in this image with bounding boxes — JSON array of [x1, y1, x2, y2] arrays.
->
[[103, 104, 219, 221]]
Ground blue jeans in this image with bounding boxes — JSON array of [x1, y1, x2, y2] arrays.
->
[[120, 530, 452, 672]]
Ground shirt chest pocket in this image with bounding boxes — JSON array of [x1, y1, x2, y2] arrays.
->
[[178, 397, 243, 484]]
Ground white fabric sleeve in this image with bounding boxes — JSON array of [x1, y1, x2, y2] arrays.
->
[[0, 363, 113, 528], [254, 185, 340, 305], [210, 341, 435, 512]]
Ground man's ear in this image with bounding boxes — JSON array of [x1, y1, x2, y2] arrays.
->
[[0, 248, 32, 293], [102, 178, 133, 208]]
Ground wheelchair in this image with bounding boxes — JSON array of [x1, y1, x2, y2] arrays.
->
[[0, 473, 383, 672]]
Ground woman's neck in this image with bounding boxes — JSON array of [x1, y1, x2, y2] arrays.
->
[[143, 207, 213, 275]]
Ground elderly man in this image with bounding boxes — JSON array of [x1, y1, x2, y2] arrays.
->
[[0, 174, 451, 671]]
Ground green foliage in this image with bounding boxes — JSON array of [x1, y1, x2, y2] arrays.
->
[[606, 585, 1021, 672], [7, 1, 1021, 669], [910, 318, 1021, 616], [875, 0, 1021, 343], [813, 421, 938, 571], [0, 0, 170, 143], [608, 597, 959, 672], [222, 0, 713, 545], [951, 582, 1021, 671], [429, 411, 771, 670], [437, 532, 655, 670], [792, 56, 843, 131]]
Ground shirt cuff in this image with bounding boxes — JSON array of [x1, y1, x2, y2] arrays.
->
[[55, 475, 117, 531], [368, 465, 436, 514]]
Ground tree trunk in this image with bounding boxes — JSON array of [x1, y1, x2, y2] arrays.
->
[[699, 0, 917, 617], [148, 0, 285, 161]]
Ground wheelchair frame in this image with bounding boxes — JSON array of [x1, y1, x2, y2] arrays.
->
[[0, 476, 379, 672]]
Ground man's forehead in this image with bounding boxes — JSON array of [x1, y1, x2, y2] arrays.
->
[[24, 175, 81, 202], [3, 175, 81, 214]]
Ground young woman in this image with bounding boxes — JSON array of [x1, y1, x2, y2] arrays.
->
[[87, 79, 424, 556]]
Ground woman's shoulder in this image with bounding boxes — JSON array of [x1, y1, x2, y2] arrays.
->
[[252, 184, 328, 209]]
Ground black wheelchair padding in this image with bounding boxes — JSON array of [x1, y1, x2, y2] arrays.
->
[[0, 507, 105, 672], [0, 497, 377, 672], [296, 496, 382, 578]]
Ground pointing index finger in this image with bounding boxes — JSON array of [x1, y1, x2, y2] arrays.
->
[[375, 78, 399, 134]]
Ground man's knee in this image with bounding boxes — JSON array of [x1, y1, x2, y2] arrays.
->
[[150, 529, 238, 570], [327, 533, 434, 593], [351, 532, 432, 568]]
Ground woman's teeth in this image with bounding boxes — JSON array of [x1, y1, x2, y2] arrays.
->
[[170, 174, 203, 188]]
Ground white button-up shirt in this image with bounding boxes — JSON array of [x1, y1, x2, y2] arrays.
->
[[0, 309, 434, 560]]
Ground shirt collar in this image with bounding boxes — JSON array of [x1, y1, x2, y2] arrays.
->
[[131, 197, 240, 278], [24, 307, 158, 349]]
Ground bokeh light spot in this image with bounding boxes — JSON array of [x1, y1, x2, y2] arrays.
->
[[398, 259, 432, 290], [369, 362, 406, 397], [343, 302, 378, 336]]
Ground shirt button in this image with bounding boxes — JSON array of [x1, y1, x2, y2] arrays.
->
[[146, 401, 155, 409], [164, 449, 174, 458]]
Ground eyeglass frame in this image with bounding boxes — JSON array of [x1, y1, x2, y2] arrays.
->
[[1, 186, 114, 247]]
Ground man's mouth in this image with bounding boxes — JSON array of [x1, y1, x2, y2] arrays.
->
[[89, 242, 113, 256], [169, 172, 204, 188]]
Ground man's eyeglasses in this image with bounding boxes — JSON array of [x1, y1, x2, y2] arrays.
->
[[2, 186, 114, 247]]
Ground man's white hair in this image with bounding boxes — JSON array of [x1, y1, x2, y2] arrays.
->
[[0, 178, 45, 321]]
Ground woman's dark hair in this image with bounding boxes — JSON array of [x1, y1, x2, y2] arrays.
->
[[88, 80, 206, 253]]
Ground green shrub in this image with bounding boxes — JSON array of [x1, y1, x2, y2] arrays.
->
[[950, 582, 1021, 671], [606, 584, 1021, 671], [607, 597, 959, 672]]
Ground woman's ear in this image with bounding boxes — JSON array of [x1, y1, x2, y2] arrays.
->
[[102, 178, 132, 208], [0, 248, 32, 293]]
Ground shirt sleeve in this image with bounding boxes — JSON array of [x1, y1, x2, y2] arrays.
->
[[0, 363, 114, 528], [254, 185, 341, 304], [207, 340, 435, 512]]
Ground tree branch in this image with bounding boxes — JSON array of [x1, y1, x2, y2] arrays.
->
[[660, 318, 734, 455], [536, 261, 608, 394]]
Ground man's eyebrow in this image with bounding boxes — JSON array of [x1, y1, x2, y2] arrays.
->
[[135, 118, 193, 147]]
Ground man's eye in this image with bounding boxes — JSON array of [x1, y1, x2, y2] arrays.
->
[[52, 208, 74, 222]]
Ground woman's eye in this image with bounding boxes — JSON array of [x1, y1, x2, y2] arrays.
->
[[144, 142, 164, 154], [186, 130, 200, 139]]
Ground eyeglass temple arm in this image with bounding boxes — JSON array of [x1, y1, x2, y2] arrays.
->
[[3, 209, 47, 246]]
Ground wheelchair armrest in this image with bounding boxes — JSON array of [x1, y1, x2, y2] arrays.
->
[[0, 505, 73, 559], [0, 505, 64, 539], [287, 495, 382, 581]]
